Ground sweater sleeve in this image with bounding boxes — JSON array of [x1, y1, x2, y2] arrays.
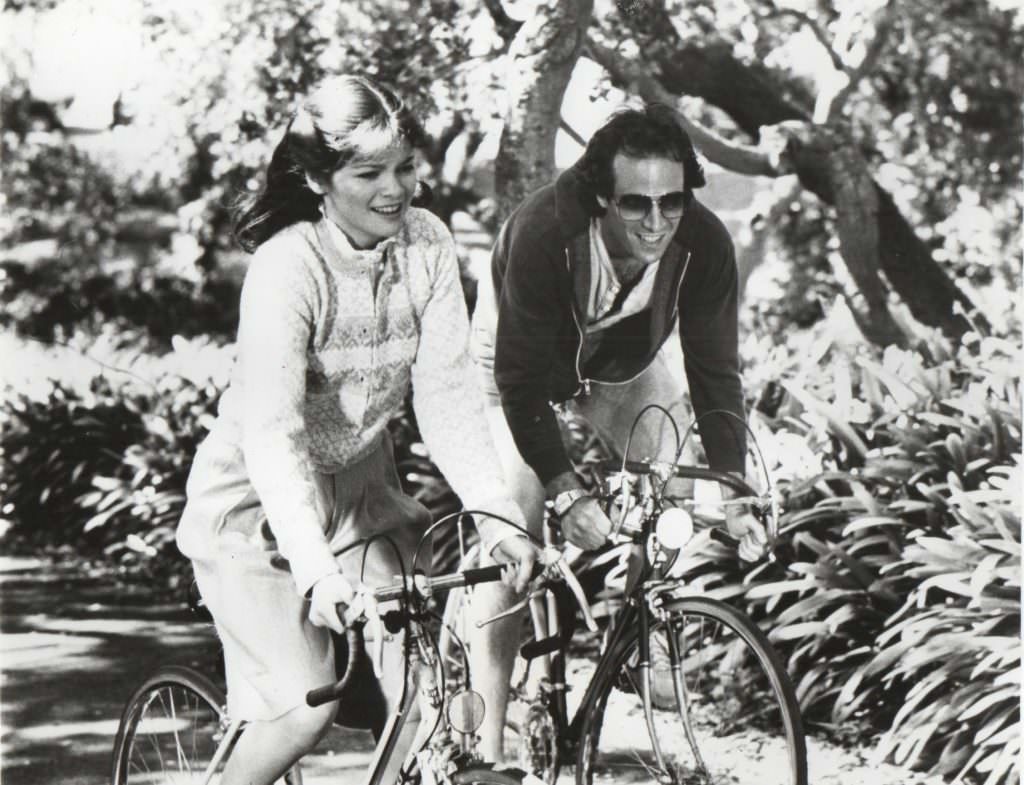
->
[[408, 213, 527, 550], [236, 238, 339, 596], [678, 234, 747, 473]]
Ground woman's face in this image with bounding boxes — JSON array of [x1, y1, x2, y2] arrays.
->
[[316, 141, 418, 249]]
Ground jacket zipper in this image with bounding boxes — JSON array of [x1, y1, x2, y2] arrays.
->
[[571, 251, 692, 397], [567, 249, 590, 396]]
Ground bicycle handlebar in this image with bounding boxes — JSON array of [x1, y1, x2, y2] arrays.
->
[[305, 561, 544, 708], [595, 459, 779, 547], [597, 459, 759, 498], [306, 625, 364, 707]]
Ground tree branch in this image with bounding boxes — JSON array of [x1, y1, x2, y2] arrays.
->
[[758, 2, 846, 73], [482, 0, 522, 43], [586, 39, 779, 177], [820, 0, 896, 122]]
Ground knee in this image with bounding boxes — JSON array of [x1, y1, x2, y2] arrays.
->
[[281, 700, 338, 752]]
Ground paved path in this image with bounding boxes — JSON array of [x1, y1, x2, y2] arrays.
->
[[0, 557, 374, 784]]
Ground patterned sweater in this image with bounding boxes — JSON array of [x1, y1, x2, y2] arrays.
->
[[209, 209, 523, 595]]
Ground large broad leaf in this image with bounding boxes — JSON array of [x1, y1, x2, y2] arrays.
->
[[917, 572, 975, 600], [772, 588, 849, 625], [973, 704, 1017, 745], [744, 578, 814, 600], [856, 355, 924, 409], [780, 380, 869, 460], [842, 515, 914, 536], [958, 686, 1020, 721], [770, 620, 829, 642], [83, 498, 133, 532], [907, 535, 986, 566]]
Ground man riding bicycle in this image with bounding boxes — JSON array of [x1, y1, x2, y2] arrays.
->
[[468, 102, 768, 761]]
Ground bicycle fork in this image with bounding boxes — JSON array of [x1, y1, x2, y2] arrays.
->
[[636, 606, 672, 778], [647, 593, 711, 781]]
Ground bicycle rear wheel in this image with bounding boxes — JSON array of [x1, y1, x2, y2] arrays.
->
[[110, 665, 303, 784], [578, 596, 807, 785]]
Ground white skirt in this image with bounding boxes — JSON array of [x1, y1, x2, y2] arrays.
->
[[177, 431, 432, 722]]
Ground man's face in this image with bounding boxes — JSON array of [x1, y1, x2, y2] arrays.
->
[[596, 154, 685, 265]]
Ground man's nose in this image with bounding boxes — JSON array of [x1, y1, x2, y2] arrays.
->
[[642, 202, 669, 230]]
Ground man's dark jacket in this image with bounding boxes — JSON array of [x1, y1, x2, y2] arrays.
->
[[490, 163, 747, 486]]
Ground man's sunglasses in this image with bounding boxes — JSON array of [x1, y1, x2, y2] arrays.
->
[[610, 191, 686, 221]]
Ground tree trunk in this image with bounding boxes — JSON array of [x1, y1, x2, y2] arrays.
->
[[494, 0, 594, 224]]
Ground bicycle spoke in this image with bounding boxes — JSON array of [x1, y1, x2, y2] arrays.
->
[[116, 671, 232, 784]]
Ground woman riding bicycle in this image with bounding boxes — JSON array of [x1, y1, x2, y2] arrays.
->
[[175, 74, 537, 785]]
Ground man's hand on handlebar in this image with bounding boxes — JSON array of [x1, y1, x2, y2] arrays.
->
[[308, 572, 356, 634], [725, 505, 768, 562], [492, 535, 541, 593], [560, 497, 612, 551]]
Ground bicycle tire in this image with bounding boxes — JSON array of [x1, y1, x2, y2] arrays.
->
[[577, 596, 807, 785], [110, 665, 303, 784]]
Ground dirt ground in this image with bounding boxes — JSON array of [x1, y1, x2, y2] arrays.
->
[[1, 556, 947, 785]]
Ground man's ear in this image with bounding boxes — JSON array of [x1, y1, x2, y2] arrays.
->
[[305, 172, 327, 196], [595, 194, 609, 209]]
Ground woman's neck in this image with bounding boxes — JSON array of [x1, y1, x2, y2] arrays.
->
[[322, 205, 380, 251]]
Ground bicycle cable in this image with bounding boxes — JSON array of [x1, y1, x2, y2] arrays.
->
[[619, 403, 681, 475], [673, 408, 774, 497], [409, 509, 541, 580], [354, 532, 416, 722]]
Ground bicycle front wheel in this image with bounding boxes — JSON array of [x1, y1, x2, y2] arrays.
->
[[110, 665, 302, 784], [578, 596, 807, 785]]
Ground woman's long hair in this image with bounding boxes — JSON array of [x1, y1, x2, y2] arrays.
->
[[234, 76, 427, 252]]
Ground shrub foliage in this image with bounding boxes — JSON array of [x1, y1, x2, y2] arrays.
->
[[687, 333, 1020, 784]]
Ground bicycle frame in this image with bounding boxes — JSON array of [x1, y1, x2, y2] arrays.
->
[[362, 622, 440, 785], [521, 463, 766, 769], [528, 532, 653, 764]]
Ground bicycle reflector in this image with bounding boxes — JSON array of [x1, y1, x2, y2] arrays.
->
[[655, 507, 694, 549], [447, 689, 485, 735]]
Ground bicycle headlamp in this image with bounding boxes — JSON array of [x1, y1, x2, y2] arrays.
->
[[655, 507, 693, 550]]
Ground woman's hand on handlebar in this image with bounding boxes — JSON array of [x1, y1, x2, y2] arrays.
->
[[308, 572, 356, 634], [561, 497, 612, 551], [492, 535, 541, 594]]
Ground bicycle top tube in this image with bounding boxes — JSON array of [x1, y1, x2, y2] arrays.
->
[[596, 459, 759, 498]]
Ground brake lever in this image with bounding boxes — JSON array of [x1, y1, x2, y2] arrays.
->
[[475, 589, 542, 629], [473, 548, 598, 633]]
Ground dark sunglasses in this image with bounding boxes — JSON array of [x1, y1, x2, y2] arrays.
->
[[611, 191, 686, 221]]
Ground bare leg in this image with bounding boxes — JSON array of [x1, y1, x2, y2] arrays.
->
[[469, 407, 545, 762], [220, 701, 337, 785]]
